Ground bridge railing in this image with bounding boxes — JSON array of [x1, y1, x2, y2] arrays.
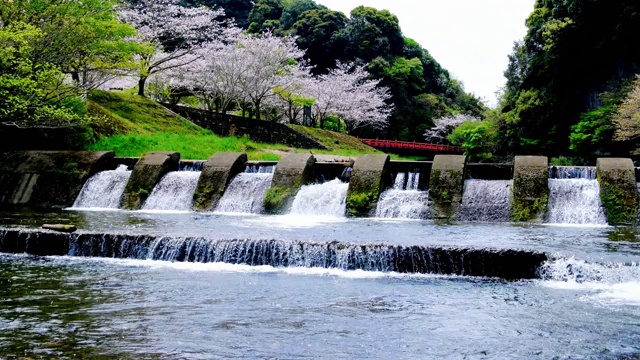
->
[[360, 139, 464, 153]]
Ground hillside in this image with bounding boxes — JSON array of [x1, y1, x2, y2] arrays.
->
[[86, 90, 383, 160]]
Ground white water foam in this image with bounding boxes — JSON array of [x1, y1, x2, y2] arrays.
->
[[289, 179, 348, 217], [71, 165, 131, 209], [375, 172, 429, 219], [546, 179, 607, 225], [539, 257, 640, 306], [215, 173, 273, 214], [142, 172, 200, 211], [34, 254, 473, 281]]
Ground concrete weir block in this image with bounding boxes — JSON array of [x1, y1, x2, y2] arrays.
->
[[0, 150, 114, 209], [194, 152, 247, 211], [346, 154, 390, 217], [512, 156, 548, 222], [597, 158, 638, 225], [429, 155, 466, 219], [122, 151, 180, 210], [264, 153, 315, 214]]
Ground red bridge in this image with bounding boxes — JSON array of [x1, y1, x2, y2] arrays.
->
[[360, 139, 464, 153]]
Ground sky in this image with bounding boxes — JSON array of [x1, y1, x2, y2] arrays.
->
[[314, 0, 536, 106]]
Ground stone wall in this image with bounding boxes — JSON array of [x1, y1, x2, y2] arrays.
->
[[0, 151, 114, 209], [163, 104, 328, 150], [346, 154, 390, 217], [512, 156, 548, 222], [429, 155, 466, 219], [597, 158, 638, 225]]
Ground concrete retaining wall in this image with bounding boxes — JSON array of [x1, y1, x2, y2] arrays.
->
[[512, 156, 548, 222], [597, 158, 638, 225], [429, 155, 466, 219], [122, 152, 180, 210], [346, 154, 390, 217], [163, 104, 328, 150], [194, 152, 247, 211], [263, 153, 315, 214], [0, 151, 114, 209]]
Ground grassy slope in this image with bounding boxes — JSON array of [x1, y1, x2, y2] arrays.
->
[[87, 90, 413, 160]]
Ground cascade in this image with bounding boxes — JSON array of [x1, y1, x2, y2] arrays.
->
[[546, 169, 607, 224], [214, 166, 275, 213], [375, 172, 429, 219], [0, 229, 548, 280], [142, 171, 201, 211], [455, 180, 512, 222], [289, 179, 349, 217], [72, 165, 131, 209]]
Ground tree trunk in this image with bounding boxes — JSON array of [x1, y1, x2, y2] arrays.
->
[[255, 101, 261, 121], [138, 76, 147, 96]]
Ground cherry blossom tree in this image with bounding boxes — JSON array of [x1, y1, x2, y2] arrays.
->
[[118, 0, 228, 96], [423, 114, 480, 144], [304, 62, 393, 132], [234, 31, 306, 121]]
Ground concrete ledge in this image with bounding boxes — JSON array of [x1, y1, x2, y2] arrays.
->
[[597, 158, 638, 225], [346, 154, 390, 217], [194, 152, 247, 211], [122, 152, 180, 210], [264, 153, 315, 214], [0, 150, 114, 209], [512, 156, 548, 222], [429, 155, 466, 219]]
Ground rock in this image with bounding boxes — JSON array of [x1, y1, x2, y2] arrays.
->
[[42, 224, 77, 233]]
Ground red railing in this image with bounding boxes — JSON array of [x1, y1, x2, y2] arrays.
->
[[360, 139, 464, 153]]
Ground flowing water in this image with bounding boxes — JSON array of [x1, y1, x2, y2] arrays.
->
[[141, 172, 201, 212], [546, 179, 608, 225], [71, 165, 131, 209], [2, 163, 640, 358], [214, 167, 275, 214], [376, 172, 429, 219], [289, 179, 349, 217], [455, 180, 512, 222]]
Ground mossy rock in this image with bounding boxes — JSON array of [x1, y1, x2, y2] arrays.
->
[[263, 186, 291, 214], [597, 158, 638, 225]]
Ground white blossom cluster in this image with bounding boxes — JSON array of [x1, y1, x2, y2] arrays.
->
[[118, 0, 392, 131]]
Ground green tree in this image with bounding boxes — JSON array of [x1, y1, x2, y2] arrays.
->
[[280, 0, 325, 31], [292, 8, 349, 74], [343, 6, 404, 62], [247, 0, 284, 34]]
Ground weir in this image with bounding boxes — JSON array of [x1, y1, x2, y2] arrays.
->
[[0, 228, 548, 280], [72, 165, 131, 209]]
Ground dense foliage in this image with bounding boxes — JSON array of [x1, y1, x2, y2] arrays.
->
[[0, 0, 140, 126], [501, 0, 640, 156]]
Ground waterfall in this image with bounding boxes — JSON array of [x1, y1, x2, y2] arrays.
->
[[215, 172, 273, 214], [72, 165, 131, 209], [546, 179, 607, 225], [455, 180, 512, 222], [289, 179, 348, 217], [142, 172, 201, 211], [0, 229, 548, 280], [375, 172, 429, 219]]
